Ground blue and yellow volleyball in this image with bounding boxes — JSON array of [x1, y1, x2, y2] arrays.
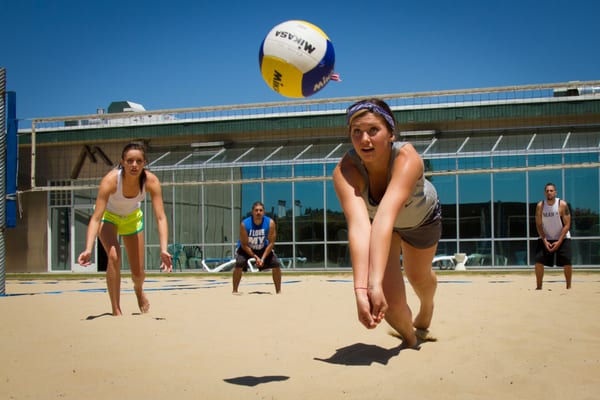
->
[[259, 20, 335, 98]]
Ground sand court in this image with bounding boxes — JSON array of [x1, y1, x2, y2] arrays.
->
[[1, 271, 599, 399]]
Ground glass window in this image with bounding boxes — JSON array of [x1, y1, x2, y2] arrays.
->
[[327, 143, 352, 159], [202, 166, 231, 182], [494, 172, 526, 238], [145, 184, 172, 246], [172, 185, 201, 244], [428, 137, 466, 154], [326, 163, 338, 176], [73, 188, 97, 206], [295, 163, 324, 178], [202, 245, 236, 265], [492, 155, 526, 169], [264, 165, 292, 179], [208, 147, 250, 163], [495, 240, 528, 265], [274, 244, 294, 266], [529, 132, 568, 150], [297, 143, 340, 160], [326, 179, 342, 213], [268, 144, 308, 161], [462, 241, 510, 267], [428, 157, 457, 174], [431, 175, 456, 239], [458, 156, 491, 170], [294, 181, 324, 242], [458, 174, 491, 239], [494, 240, 534, 266], [231, 183, 242, 244], [238, 145, 281, 162], [178, 149, 221, 165], [241, 166, 262, 179], [565, 131, 600, 149], [528, 153, 561, 167], [203, 183, 233, 245], [565, 168, 599, 237], [435, 240, 457, 260], [296, 243, 324, 268], [146, 247, 166, 270], [241, 182, 262, 218], [412, 140, 432, 154], [148, 151, 190, 167], [327, 243, 350, 268], [564, 152, 598, 164], [264, 182, 292, 241], [326, 180, 346, 241], [275, 244, 312, 269], [460, 136, 498, 153], [495, 134, 533, 151], [572, 239, 600, 265], [120, 246, 130, 271]]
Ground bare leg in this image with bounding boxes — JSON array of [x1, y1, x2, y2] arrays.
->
[[106, 253, 122, 316], [272, 267, 282, 293], [99, 223, 122, 316], [232, 267, 243, 293], [123, 232, 149, 313], [402, 240, 438, 331], [382, 234, 417, 348], [564, 265, 572, 289], [535, 263, 544, 290]]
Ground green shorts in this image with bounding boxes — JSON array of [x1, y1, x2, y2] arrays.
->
[[102, 209, 144, 236]]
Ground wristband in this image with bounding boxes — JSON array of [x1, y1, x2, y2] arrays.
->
[[354, 287, 368, 290]]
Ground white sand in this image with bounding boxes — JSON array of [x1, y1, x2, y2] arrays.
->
[[1, 271, 598, 399]]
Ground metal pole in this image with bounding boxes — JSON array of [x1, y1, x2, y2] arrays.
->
[[0, 67, 7, 295]]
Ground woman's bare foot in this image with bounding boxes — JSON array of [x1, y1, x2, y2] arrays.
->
[[415, 328, 437, 342], [388, 330, 419, 349], [413, 301, 434, 332], [136, 292, 150, 313]]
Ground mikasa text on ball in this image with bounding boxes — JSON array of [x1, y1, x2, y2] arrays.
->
[[259, 20, 335, 98]]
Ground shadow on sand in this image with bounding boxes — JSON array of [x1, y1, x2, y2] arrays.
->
[[224, 375, 290, 386], [314, 342, 407, 366]]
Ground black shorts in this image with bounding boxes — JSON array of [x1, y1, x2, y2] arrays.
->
[[393, 200, 442, 249], [235, 248, 281, 271], [534, 238, 572, 267]]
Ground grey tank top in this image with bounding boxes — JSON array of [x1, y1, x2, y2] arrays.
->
[[347, 141, 438, 229]]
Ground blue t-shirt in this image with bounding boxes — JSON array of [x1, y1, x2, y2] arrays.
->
[[238, 216, 271, 251]]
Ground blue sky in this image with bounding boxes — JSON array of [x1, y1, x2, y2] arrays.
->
[[2, 0, 599, 123]]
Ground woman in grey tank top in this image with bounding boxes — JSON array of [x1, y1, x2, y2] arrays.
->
[[333, 99, 441, 348]]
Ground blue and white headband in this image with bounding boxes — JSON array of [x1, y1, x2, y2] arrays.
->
[[346, 102, 395, 131]]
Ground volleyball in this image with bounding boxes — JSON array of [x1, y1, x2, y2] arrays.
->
[[259, 20, 335, 98]]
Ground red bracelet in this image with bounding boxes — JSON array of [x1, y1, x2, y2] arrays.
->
[[354, 287, 368, 290]]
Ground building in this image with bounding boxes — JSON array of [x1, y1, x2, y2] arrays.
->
[[8, 81, 600, 272]]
